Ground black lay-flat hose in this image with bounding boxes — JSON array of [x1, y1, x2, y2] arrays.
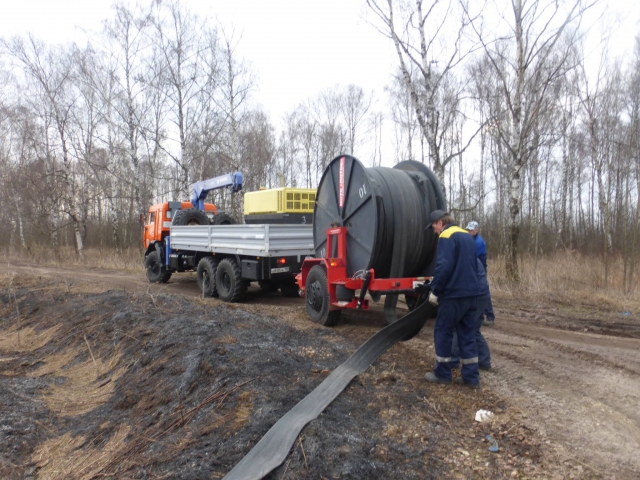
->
[[222, 299, 431, 480]]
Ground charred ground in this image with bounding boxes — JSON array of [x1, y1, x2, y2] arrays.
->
[[1, 268, 639, 479]]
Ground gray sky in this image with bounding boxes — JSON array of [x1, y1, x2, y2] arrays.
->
[[0, 0, 396, 124]]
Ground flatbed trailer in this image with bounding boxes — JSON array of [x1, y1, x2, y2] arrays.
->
[[147, 223, 314, 302]]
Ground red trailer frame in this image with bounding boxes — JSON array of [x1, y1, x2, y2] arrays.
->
[[297, 227, 430, 318]]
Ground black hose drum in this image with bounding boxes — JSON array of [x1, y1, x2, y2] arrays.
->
[[313, 155, 447, 279]]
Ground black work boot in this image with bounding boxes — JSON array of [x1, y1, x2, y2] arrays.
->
[[454, 377, 479, 389], [424, 372, 451, 384]]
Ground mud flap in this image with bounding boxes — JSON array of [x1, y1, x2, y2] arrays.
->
[[154, 242, 165, 266], [223, 299, 432, 480]]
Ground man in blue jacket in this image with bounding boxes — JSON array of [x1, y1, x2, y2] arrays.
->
[[450, 259, 492, 371], [466, 221, 495, 326], [424, 210, 481, 388]]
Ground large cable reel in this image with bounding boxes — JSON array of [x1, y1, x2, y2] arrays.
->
[[313, 155, 446, 321]]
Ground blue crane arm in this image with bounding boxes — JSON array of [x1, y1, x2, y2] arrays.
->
[[191, 172, 243, 210]]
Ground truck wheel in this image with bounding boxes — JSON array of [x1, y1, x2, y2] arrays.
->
[[305, 265, 341, 326], [172, 208, 209, 226], [211, 212, 237, 225], [280, 280, 301, 297], [216, 258, 247, 302], [197, 257, 218, 297], [145, 251, 172, 283]]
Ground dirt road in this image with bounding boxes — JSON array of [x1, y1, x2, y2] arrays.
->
[[3, 262, 640, 478]]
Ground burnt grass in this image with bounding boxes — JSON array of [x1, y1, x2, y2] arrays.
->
[[1, 280, 548, 479]]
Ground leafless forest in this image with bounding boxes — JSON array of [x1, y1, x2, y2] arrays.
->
[[0, 0, 638, 293]]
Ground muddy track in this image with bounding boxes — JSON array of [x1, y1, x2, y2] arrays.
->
[[4, 262, 640, 478], [486, 313, 640, 477]]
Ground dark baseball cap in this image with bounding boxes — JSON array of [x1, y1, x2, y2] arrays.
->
[[425, 209, 447, 229]]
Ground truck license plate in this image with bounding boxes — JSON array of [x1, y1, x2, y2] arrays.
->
[[271, 266, 290, 274]]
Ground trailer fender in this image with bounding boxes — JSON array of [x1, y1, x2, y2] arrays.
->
[[298, 258, 328, 293]]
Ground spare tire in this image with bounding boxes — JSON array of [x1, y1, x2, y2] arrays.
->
[[172, 208, 209, 226], [211, 212, 237, 225]]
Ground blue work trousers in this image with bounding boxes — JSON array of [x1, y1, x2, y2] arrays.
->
[[451, 294, 491, 368], [433, 296, 479, 385], [484, 295, 495, 321]]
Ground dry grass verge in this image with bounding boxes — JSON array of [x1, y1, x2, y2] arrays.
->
[[0, 325, 61, 354], [1, 246, 144, 273], [489, 252, 640, 311], [33, 350, 127, 416], [32, 425, 131, 480]]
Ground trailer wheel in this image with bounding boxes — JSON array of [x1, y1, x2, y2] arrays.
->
[[197, 256, 218, 297], [211, 212, 237, 225], [172, 208, 209, 226], [404, 294, 418, 311], [145, 251, 172, 283], [305, 265, 341, 326], [216, 258, 247, 302], [280, 280, 300, 297]]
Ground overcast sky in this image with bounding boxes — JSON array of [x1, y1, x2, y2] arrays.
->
[[0, 0, 396, 123], [1, 0, 639, 165]]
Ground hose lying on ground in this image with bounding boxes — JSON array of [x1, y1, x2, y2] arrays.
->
[[223, 298, 431, 480]]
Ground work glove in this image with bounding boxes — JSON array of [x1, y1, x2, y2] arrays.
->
[[428, 292, 438, 306], [414, 282, 430, 294]]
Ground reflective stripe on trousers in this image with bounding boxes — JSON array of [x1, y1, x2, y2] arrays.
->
[[437, 356, 477, 364]]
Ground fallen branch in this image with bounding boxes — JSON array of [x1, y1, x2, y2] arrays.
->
[[84, 335, 102, 377], [422, 396, 452, 428], [299, 436, 308, 470]]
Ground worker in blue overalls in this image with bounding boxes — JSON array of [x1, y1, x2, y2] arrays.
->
[[465, 220, 495, 326], [424, 210, 481, 388], [449, 258, 492, 371]]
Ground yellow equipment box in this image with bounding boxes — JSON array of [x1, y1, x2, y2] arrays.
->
[[244, 188, 316, 215]]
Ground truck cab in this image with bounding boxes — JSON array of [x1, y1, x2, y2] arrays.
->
[[143, 201, 217, 251]]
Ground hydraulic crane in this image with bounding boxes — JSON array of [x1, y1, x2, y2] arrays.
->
[[190, 172, 243, 210]]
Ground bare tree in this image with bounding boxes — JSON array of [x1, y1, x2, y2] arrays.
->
[[313, 87, 346, 170], [387, 68, 423, 162], [369, 110, 385, 167], [216, 28, 254, 217], [577, 51, 624, 288], [465, 0, 598, 281], [367, 0, 479, 191], [625, 36, 640, 294], [238, 109, 276, 192], [295, 103, 319, 187], [102, 1, 152, 219], [150, 0, 220, 198], [3, 36, 86, 257], [339, 84, 372, 154], [275, 116, 294, 187]]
